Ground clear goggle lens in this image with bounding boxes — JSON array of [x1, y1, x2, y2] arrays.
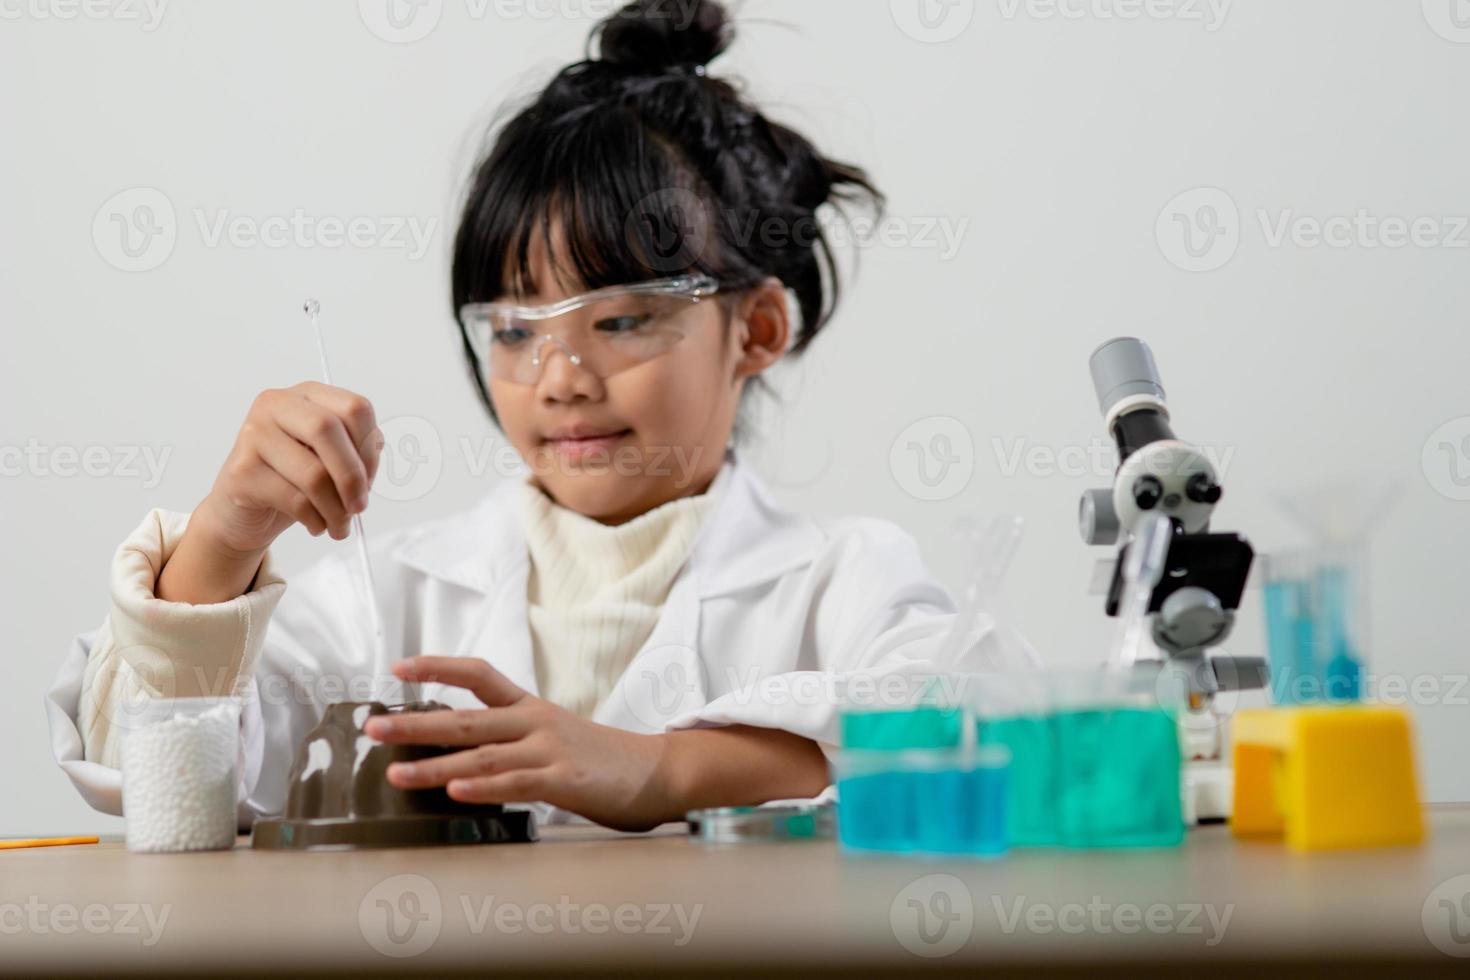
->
[[459, 276, 721, 384]]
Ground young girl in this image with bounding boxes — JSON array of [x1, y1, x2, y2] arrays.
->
[[47, 0, 983, 832]]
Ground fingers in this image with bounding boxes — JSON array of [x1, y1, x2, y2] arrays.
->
[[235, 384, 380, 540], [364, 707, 533, 746], [246, 465, 330, 537], [276, 400, 371, 519], [393, 656, 527, 708], [299, 381, 377, 451], [384, 739, 548, 790], [446, 770, 554, 805], [255, 428, 354, 539], [362, 425, 385, 487], [299, 382, 383, 489], [206, 383, 381, 555]]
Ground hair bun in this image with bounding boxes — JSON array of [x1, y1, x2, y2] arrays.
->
[[595, 0, 732, 75]]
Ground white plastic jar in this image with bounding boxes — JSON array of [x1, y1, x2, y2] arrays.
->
[[122, 698, 241, 853]]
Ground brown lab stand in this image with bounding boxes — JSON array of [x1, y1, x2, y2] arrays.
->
[[251, 701, 538, 851]]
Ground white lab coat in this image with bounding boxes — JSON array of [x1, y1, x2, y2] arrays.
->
[[46, 454, 987, 826]]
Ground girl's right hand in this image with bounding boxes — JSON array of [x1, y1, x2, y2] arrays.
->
[[158, 383, 383, 605], [201, 381, 384, 552]]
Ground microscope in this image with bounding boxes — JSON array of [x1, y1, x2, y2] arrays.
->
[[1079, 337, 1268, 823]]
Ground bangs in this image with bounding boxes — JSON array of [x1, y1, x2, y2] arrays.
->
[[452, 105, 721, 310]]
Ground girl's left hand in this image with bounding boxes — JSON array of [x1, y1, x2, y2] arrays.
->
[[364, 656, 673, 832]]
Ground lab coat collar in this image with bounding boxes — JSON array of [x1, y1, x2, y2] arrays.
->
[[390, 451, 826, 600]]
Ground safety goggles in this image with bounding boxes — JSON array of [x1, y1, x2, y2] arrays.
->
[[458, 275, 724, 385]]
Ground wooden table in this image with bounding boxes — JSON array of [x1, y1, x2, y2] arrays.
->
[[4, 806, 1470, 977]]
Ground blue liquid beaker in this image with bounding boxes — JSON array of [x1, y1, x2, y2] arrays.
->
[[835, 747, 1010, 856], [1263, 549, 1364, 705]]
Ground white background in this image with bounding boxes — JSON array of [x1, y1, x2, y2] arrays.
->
[[3, 0, 1468, 836]]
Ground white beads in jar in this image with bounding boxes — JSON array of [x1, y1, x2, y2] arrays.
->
[[122, 699, 240, 853]]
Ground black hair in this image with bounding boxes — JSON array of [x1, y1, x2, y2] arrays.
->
[[450, 0, 884, 423]]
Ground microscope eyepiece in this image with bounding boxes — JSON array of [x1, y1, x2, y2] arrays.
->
[[1089, 336, 1167, 420], [1089, 337, 1177, 461]]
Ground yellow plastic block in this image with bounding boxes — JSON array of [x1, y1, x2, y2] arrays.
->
[[1231, 705, 1424, 851]]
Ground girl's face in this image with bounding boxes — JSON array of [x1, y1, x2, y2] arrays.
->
[[487, 229, 787, 524]]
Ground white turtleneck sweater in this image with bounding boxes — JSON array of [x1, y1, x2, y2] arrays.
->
[[517, 478, 723, 718]]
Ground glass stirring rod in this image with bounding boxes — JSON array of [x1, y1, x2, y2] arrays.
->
[[302, 300, 417, 701]]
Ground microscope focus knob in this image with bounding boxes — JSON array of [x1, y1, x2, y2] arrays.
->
[[1079, 488, 1121, 545], [1186, 472, 1223, 504], [1133, 475, 1164, 511]]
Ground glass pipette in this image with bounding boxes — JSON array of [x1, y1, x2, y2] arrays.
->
[[302, 300, 418, 703]]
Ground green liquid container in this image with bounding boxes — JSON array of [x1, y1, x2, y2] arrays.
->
[[975, 671, 1186, 850], [979, 715, 1057, 846], [839, 707, 962, 751], [1050, 706, 1184, 848]]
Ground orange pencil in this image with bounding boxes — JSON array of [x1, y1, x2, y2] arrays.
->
[[0, 836, 100, 850]]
